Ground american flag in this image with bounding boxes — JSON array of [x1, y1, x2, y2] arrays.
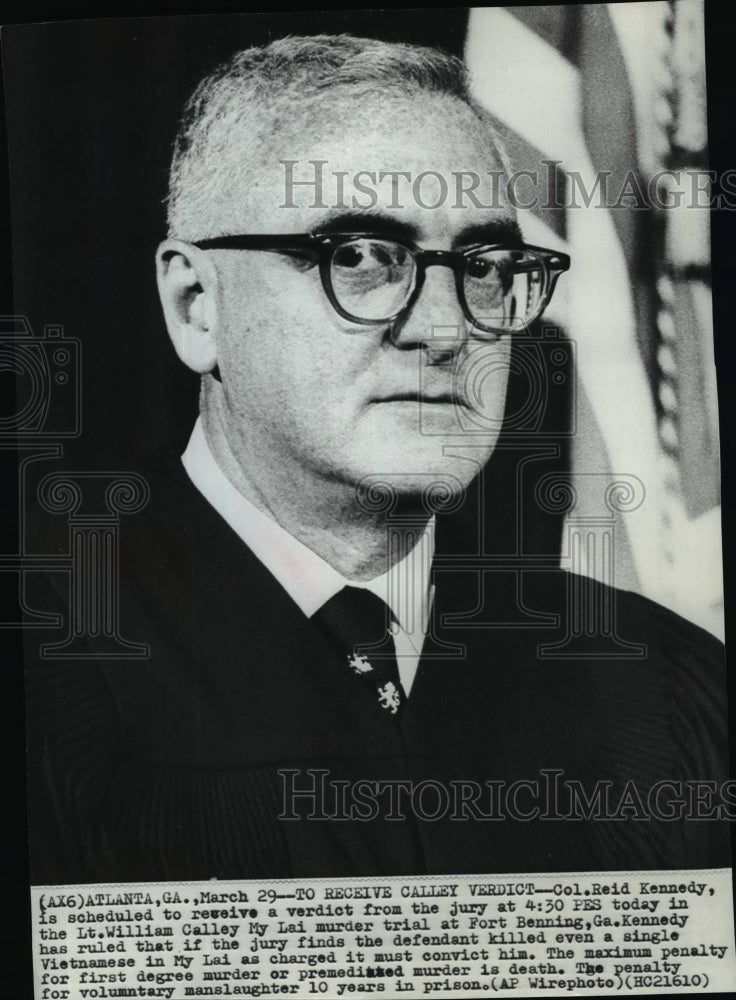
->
[[465, 2, 722, 638]]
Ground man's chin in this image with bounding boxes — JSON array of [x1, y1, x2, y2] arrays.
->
[[348, 445, 493, 517]]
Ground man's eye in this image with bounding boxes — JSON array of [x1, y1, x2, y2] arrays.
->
[[332, 240, 408, 270], [466, 259, 492, 279], [335, 245, 365, 269]]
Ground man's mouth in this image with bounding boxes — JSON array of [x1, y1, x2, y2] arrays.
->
[[374, 391, 467, 407]]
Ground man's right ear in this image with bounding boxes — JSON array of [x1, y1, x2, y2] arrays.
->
[[156, 239, 219, 374]]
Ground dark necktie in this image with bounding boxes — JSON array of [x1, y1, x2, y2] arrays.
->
[[312, 586, 406, 718]]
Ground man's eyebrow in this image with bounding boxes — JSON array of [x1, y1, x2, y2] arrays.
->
[[455, 218, 524, 248], [312, 211, 419, 240]]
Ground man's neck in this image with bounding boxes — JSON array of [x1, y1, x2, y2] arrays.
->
[[201, 394, 430, 581]]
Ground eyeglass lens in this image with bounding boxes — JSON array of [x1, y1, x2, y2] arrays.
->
[[329, 238, 547, 332], [331, 239, 416, 319]]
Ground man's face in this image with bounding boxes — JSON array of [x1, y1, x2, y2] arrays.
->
[[205, 92, 515, 504]]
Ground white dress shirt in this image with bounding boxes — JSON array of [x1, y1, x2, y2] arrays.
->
[[181, 418, 434, 693]]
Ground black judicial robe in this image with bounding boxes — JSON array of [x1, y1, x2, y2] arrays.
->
[[26, 454, 731, 884]]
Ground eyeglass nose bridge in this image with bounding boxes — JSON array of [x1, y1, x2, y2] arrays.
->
[[411, 247, 469, 287], [415, 248, 464, 267], [401, 247, 479, 331]]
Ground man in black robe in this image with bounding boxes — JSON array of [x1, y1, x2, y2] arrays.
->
[[27, 34, 730, 884]]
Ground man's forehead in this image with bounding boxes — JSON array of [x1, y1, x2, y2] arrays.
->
[[213, 90, 514, 237]]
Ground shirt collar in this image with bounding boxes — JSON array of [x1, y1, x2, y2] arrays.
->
[[181, 418, 434, 630]]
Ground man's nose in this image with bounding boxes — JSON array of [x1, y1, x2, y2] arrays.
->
[[389, 262, 469, 352]]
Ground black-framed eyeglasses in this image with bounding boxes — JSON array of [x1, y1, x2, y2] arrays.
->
[[192, 232, 571, 339]]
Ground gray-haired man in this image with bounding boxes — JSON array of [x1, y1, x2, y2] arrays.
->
[[28, 35, 728, 883]]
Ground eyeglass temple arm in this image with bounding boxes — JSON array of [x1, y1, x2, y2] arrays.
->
[[192, 234, 320, 251]]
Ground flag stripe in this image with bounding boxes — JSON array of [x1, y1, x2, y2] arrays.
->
[[466, 6, 665, 601]]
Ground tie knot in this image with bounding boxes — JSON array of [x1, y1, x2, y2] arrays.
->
[[314, 586, 394, 649]]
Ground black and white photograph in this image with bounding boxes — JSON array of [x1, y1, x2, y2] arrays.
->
[[3, 3, 735, 997]]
